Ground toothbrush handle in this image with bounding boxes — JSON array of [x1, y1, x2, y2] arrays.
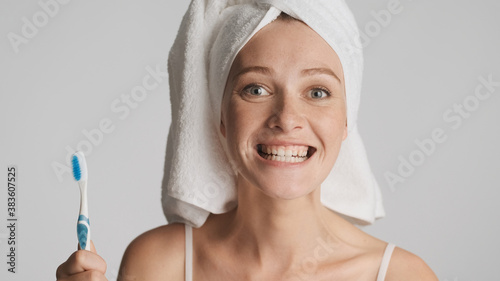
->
[[77, 215, 91, 251]]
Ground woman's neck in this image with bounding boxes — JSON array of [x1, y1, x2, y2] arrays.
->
[[219, 175, 348, 272]]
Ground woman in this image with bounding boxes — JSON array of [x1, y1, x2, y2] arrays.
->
[[57, 1, 438, 280]]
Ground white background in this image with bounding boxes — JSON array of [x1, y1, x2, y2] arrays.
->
[[1, 0, 499, 280]]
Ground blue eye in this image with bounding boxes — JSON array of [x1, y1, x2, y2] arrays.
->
[[310, 88, 330, 99], [243, 85, 270, 96]]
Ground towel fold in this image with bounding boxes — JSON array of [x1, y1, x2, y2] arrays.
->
[[162, 0, 385, 227]]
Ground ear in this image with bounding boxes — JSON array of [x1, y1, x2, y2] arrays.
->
[[220, 95, 228, 138], [220, 109, 226, 138], [220, 120, 226, 137], [342, 120, 348, 141]]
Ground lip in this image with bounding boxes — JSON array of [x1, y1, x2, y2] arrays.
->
[[259, 141, 312, 147], [255, 142, 316, 166]]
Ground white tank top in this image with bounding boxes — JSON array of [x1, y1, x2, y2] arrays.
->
[[184, 224, 395, 281]]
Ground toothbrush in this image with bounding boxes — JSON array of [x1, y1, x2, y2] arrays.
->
[[71, 151, 91, 251]]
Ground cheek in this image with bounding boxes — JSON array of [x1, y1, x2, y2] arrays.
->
[[316, 107, 347, 147], [224, 102, 263, 149]]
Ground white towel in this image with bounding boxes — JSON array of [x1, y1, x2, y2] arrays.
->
[[161, 0, 385, 227]]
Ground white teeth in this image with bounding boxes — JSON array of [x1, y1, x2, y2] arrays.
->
[[259, 144, 311, 163]]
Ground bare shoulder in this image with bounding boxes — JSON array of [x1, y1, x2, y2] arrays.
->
[[118, 223, 186, 281], [385, 246, 438, 281]]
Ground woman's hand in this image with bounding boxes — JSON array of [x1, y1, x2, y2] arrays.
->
[[56, 240, 108, 281]]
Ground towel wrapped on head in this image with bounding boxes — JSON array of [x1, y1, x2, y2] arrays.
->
[[162, 0, 385, 227]]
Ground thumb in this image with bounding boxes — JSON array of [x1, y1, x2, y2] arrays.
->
[[77, 240, 97, 254]]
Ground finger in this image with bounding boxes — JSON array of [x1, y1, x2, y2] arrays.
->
[[77, 240, 97, 254], [57, 269, 108, 281], [56, 249, 107, 278], [90, 240, 97, 253], [56, 250, 107, 277]]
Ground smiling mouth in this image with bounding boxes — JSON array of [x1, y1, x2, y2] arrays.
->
[[257, 144, 316, 163]]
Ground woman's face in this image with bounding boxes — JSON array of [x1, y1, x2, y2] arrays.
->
[[220, 19, 347, 200]]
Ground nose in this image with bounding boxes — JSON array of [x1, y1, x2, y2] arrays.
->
[[266, 92, 305, 133]]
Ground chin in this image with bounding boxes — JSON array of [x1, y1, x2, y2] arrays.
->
[[255, 180, 318, 200]]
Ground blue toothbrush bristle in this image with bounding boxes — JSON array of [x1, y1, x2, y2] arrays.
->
[[72, 155, 81, 181]]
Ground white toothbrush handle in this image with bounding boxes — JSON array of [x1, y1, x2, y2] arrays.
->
[[77, 181, 91, 251]]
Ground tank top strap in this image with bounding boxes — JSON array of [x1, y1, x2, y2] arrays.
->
[[185, 224, 193, 281], [376, 243, 396, 281]]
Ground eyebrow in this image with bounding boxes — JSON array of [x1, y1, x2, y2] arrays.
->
[[301, 67, 341, 83], [231, 65, 341, 83], [232, 66, 272, 83]]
